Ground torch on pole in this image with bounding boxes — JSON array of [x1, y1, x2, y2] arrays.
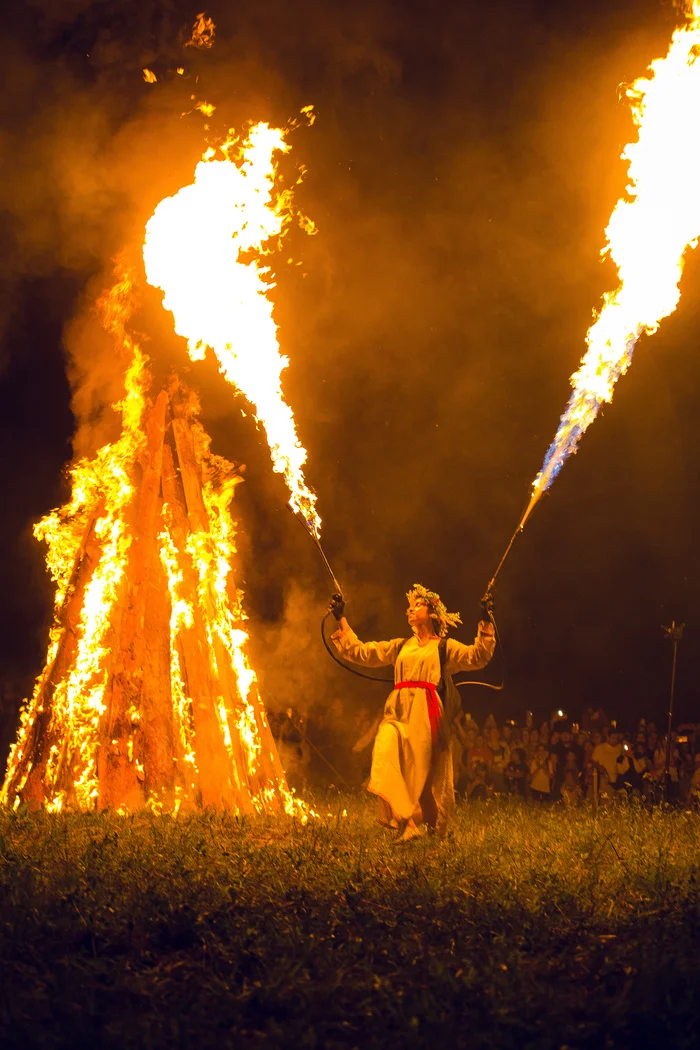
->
[[662, 619, 684, 804]]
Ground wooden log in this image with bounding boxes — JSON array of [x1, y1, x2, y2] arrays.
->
[[171, 417, 210, 532], [178, 406, 293, 810], [161, 440, 241, 810], [169, 415, 260, 799], [17, 504, 104, 808], [188, 428, 290, 810], [99, 390, 168, 811], [138, 490, 183, 811]]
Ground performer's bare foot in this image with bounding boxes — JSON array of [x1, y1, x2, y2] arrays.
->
[[395, 819, 426, 844]]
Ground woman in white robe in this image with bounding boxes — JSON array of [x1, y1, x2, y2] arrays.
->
[[331, 584, 495, 841]]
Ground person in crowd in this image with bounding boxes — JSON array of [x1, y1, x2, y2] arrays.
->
[[553, 724, 583, 768], [463, 713, 479, 734], [592, 730, 624, 797], [688, 752, 700, 807], [486, 725, 510, 794], [467, 759, 491, 801], [525, 728, 539, 768], [663, 737, 682, 802], [562, 749, 581, 781], [511, 725, 525, 749], [616, 740, 651, 799], [330, 584, 495, 841], [575, 730, 589, 752], [677, 722, 700, 759], [679, 742, 695, 803], [462, 728, 476, 757], [582, 741, 596, 799], [529, 741, 554, 802], [648, 735, 677, 800], [505, 747, 528, 797], [467, 733, 494, 778], [549, 726, 579, 797], [561, 768, 583, 806]]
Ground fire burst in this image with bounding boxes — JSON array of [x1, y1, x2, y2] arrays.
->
[[527, 4, 700, 518], [143, 121, 320, 534]]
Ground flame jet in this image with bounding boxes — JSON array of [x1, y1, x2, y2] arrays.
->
[[143, 122, 320, 535], [527, 3, 700, 522], [488, 4, 700, 589]]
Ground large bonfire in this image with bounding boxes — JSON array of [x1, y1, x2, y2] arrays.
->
[[2, 121, 315, 816]]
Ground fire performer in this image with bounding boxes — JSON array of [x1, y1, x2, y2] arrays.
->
[[330, 585, 495, 842]]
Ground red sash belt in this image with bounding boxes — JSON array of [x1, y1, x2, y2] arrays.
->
[[395, 680, 442, 748]]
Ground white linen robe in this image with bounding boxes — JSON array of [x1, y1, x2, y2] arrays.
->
[[333, 627, 495, 832]]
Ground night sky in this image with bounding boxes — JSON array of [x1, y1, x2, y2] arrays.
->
[[1, 0, 698, 756]]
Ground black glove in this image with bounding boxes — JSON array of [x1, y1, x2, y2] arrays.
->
[[480, 590, 494, 623], [329, 593, 346, 621]]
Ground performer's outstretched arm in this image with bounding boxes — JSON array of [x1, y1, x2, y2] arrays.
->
[[332, 623, 404, 668], [444, 623, 496, 674], [328, 592, 404, 667]]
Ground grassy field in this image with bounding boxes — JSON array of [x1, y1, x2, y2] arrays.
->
[[1, 795, 699, 1050]]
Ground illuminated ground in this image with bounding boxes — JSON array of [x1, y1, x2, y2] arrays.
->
[[1, 795, 698, 1048]]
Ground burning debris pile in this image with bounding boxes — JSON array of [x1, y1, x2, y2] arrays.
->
[[1, 269, 300, 817], [2, 112, 320, 816]]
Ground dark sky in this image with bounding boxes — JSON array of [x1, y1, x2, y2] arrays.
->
[[1, 0, 698, 746]]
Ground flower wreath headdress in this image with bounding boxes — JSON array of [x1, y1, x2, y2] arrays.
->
[[407, 583, 462, 638]]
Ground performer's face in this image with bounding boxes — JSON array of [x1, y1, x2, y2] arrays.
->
[[406, 599, 434, 631]]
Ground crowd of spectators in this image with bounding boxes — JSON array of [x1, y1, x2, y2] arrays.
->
[[269, 701, 700, 806], [449, 707, 700, 805]]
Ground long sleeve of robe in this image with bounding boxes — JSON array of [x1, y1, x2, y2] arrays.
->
[[333, 625, 495, 831]]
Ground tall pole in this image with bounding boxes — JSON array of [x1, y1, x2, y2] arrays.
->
[[662, 620, 684, 804]]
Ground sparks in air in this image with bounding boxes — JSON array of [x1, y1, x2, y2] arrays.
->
[[525, 2, 700, 522], [143, 121, 320, 534]]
